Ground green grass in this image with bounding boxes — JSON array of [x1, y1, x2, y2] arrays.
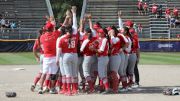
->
[[0, 52, 180, 65], [140, 52, 180, 65], [0, 52, 37, 65]]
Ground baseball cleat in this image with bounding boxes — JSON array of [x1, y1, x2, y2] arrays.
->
[[49, 88, 58, 94], [131, 83, 140, 88], [101, 89, 111, 94], [38, 88, 43, 94], [118, 88, 128, 92], [42, 87, 49, 94], [31, 85, 36, 92]]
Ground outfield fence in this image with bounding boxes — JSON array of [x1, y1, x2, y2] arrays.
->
[[0, 28, 39, 40]]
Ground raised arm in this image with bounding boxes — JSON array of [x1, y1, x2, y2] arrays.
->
[[87, 13, 96, 37], [58, 10, 71, 31], [71, 6, 78, 34], [118, 11, 123, 30]]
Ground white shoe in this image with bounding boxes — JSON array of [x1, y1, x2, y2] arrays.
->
[[119, 88, 128, 92], [127, 86, 133, 90], [42, 87, 49, 93], [49, 88, 58, 94], [131, 83, 140, 88]]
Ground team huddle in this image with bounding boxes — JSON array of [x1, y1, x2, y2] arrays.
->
[[31, 6, 140, 95]]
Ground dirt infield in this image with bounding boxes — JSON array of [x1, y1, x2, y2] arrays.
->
[[0, 65, 180, 101]]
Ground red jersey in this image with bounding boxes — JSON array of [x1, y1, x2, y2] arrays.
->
[[40, 31, 61, 57], [165, 8, 171, 15], [59, 34, 78, 53], [110, 37, 121, 55], [138, 1, 143, 9], [143, 3, 148, 9], [82, 37, 97, 56], [152, 5, 158, 13], [33, 39, 44, 54], [97, 38, 109, 57], [117, 33, 128, 48], [173, 8, 179, 16], [131, 35, 140, 53]]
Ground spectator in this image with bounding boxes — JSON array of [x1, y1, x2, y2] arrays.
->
[[143, 2, 148, 15], [133, 23, 138, 32], [158, 5, 163, 19], [5, 20, 10, 28], [170, 17, 176, 28], [10, 21, 16, 29], [173, 7, 179, 19], [137, 0, 143, 15], [152, 3, 158, 18], [165, 6, 171, 20], [138, 23, 143, 34], [0, 17, 6, 33], [175, 19, 180, 28], [10, 21, 16, 32]]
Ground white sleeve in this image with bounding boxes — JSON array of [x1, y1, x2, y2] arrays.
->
[[125, 37, 132, 53], [56, 48, 62, 62], [72, 13, 77, 35], [121, 34, 128, 43], [99, 38, 107, 52], [56, 37, 60, 50], [56, 37, 61, 62], [91, 29, 97, 37], [111, 36, 120, 44], [80, 39, 90, 52], [118, 17, 123, 30]]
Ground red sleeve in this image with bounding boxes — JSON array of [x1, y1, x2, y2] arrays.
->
[[58, 38, 63, 48], [33, 40, 39, 51]]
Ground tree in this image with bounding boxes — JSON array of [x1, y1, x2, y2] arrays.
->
[[50, 0, 83, 24]]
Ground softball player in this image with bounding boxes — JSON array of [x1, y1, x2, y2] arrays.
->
[[91, 28, 110, 94], [57, 6, 78, 96], [118, 26, 132, 92], [39, 22, 61, 94], [80, 15, 98, 93], [127, 28, 140, 88], [108, 26, 121, 93], [31, 29, 44, 92], [56, 11, 73, 94]]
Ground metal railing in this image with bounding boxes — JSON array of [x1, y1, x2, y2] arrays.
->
[[0, 28, 39, 40]]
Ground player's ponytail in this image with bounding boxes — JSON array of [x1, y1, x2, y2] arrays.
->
[[111, 26, 119, 37], [65, 25, 73, 46], [37, 29, 43, 47], [85, 27, 93, 40]]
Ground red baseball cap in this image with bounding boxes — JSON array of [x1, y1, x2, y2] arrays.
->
[[93, 24, 100, 29], [125, 20, 134, 28], [97, 28, 105, 35], [45, 22, 54, 30], [129, 28, 135, 34]]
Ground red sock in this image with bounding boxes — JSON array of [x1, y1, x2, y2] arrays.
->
[[45, 80, 50, 87], [100, 80, 104, 91], [59, 83, 67, 94], [33, 77, 40, 86], [72, 83, 78, 94], [104, 82, 109, 90], [66, 83, 72, 95], [88, 80, 94, 92]]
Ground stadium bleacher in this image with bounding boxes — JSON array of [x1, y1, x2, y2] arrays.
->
[[0, 0, 49, 39], [83, 0, 180, 39]]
